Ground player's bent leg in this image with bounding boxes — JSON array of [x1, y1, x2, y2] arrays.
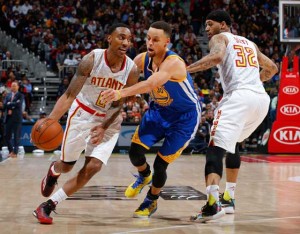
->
[[35, 157, 102, 224], [63, 157, 102, 196], [133, 156, 169, 218], [125, 143, 152, 198], [41, 160, 76, 197]]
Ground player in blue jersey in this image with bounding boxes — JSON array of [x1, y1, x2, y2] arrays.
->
[[101, 21, 201, 218]]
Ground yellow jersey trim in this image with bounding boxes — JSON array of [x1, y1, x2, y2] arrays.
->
[[131, 126, 150, 150]]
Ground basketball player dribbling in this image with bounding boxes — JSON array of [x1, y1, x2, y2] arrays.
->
[[186, 10, 278, 222], [33, 23, 140, 224]]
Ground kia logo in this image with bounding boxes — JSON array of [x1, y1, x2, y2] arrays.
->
[[286, 73, 297, 78], [274, 127, 300, 145], [283, 86, 299, 95], [280, 104, 300, 116]]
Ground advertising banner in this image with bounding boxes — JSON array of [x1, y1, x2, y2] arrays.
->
[[268, 56, 300, 153]]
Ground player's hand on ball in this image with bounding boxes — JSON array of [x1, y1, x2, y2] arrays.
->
[[89, 125, 105, 145], [101, 89, 121, 103]]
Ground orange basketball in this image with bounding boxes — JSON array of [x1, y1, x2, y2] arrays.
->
[[31, 118, 64, 151]]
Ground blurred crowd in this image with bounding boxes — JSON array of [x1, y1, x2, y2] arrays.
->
[[0, 0, 298, 152]]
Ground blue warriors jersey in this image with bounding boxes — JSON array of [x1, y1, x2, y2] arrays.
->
[[131, 50, 201, 163], [142, 50, 200, 118]]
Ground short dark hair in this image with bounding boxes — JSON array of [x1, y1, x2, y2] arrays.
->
[[150, 21, 172, 37], [108, 23, 130, 35], [206, 10, 231, 26]]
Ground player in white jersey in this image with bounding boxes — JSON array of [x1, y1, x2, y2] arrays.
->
[[33, 23, 140, 224], [187, 10, 278, 222]]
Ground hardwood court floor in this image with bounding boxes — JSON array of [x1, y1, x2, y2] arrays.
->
[[1, 153, 300, 234]]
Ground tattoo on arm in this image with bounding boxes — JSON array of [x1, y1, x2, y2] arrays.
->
[[65, 53, 94, 98], [259, 54, 278, 82], [187, 35, 225, 72]]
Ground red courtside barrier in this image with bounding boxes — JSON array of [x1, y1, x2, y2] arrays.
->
[[268, 56, 300, 153]]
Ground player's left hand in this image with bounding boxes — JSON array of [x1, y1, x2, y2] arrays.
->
[[101, 89, 121, 103], [89, 125, 106, 145]]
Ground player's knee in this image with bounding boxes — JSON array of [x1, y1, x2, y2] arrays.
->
[[225, 144, 241, 169], [152, 156, 169, 188], [129, 143, 147, 167], [81, 158, 102, 178], [205, 146, 226, 177]]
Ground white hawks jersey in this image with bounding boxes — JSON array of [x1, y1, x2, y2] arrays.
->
[[217, 32, 266, 94], [76, 49, 135, 114]]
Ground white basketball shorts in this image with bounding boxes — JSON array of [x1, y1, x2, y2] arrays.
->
[[210, 89, 270, 153], [60, 100, 122, 164]]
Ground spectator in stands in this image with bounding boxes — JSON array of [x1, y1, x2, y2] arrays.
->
[[205, 109, 214, 127], [133, 115, 140, 123], [131, 106, 141, 120], [5, 70, 17, 88], [20, 74, 33, 114], [126, 110, 134, 123], [12, 1, 22, 14], [56, 77, 70, 100], [134, 94, 149, 114], [121, 110, 128, 123], [63, 53, 79, 66], [22, 111, 34, 123], [209, 95, 219, 111], [184, 27, 197, 47], [81, 37, 92, 51], [37, 38, 50, 62], [56, 46, 68, 75], [63, 54, 78, 77], [39, 112, 47, 119], [20, 1, 33, 15], [2, 51, 13, 69]]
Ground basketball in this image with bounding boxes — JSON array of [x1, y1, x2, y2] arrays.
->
[[31, 118, 64, 151]]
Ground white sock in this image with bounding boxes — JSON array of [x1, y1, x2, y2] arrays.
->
[[225, 182, 236, 199], [51, 165, 61, 176], [207, 185, 219, 206], [50, 188, 68, 205], [209, 185, 220, 201], [206, 185, 211, 200]]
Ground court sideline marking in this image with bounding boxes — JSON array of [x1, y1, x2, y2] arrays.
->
[[112, 215, 300, 234]]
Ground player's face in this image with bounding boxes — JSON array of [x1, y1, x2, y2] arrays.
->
[[146, 27, 170, 58], [108, 27, 132, 57], [205, 20, 224, 40]]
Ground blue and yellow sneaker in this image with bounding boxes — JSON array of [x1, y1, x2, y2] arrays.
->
[[125, 173, 152, 198], [133, 197, 157, 218]]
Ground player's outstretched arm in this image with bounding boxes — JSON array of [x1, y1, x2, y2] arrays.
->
[[49, 52, 94, 121], [187, 34, 227, 73], [254, 44, 279, 82], [100, 56, 185, 102]]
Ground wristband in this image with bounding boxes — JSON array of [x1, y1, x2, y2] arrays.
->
[[116, 90, 122, 100]]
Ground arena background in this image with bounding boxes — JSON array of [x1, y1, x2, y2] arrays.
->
[[0, 0, 299, 154]]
